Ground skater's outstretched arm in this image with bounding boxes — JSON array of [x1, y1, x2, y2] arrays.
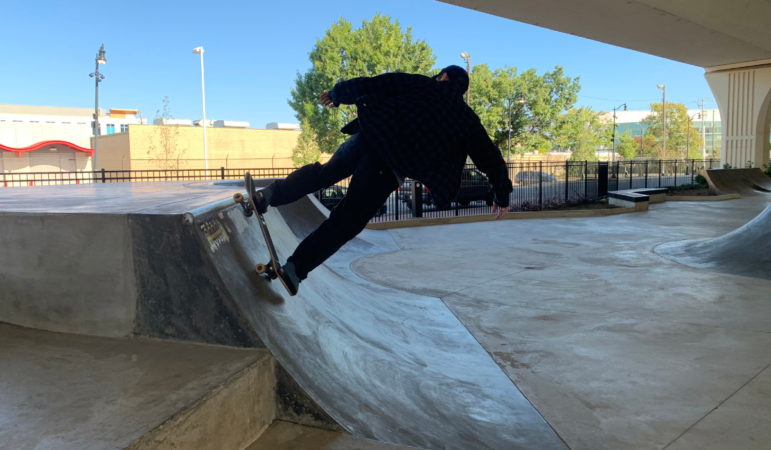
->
[[324, 73, 431, 106], [466, 119, 513, 219]]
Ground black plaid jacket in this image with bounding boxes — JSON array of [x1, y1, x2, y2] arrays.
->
[[329, 73, 513, 208]]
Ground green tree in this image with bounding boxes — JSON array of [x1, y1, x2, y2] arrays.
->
[[553, 106, 609, 161], [468, 65, 580, 155], [616, 130, 638, 160], [641, 102, 705, 160], [292, 120, 322, 167], [146, 96, 186, 169], [289, 14, 436, 156]]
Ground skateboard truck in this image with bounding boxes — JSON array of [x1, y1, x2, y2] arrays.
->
[[233, 192, 254, 217]]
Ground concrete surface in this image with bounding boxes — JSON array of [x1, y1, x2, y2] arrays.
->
[[0, 182, 263, 346], [656, 202, 771, 280], [247, 421, 420, 450], [0, 182, 566, 450], [0, 323, 274, 450], [438, 0, 771, 67], [700, 168, 771, 197], [352, 198, 771, 450]]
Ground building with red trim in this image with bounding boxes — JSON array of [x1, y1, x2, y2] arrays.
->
[[0, 104, 146, 173]]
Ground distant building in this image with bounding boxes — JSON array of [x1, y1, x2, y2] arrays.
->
[[0, 104, 147, 173], [266, 123, 301, 131], [601, 109, 722, 157]]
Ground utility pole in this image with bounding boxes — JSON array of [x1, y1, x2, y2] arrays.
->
[[193, 47, 208, 172], [699, 98, 707, 160], [460, 52, 471, 104], [89, 44, 107, 174], [611, 103, 627, 162], [657, 85, 666, 158]]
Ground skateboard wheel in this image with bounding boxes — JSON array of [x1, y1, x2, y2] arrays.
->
[[233, 193, 244, 202], [255, 263, 268, 274]]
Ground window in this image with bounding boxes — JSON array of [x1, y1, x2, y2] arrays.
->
[[106, 124, 115, 135], [46, 121, 55, 124], [120, 124, 129, 133], [30, 121, 39, 123]]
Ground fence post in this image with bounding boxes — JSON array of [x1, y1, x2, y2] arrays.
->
[[539, 161, 543, 209], [101, 168, 106, 183], [411, 181, 423, 218], [674, 161, 678, 187], [564, 160, 569, 202], [658, 160, 662, 187], [691, 160, 695, 184], [598, 162, 608, 198], [584, 160, 588, 199], [645, 160, 649, 188], [629, 161, 634, 189], [220, 167, 225, 180]]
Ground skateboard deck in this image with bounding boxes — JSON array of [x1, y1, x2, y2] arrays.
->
[[233, 172, 296, 296]]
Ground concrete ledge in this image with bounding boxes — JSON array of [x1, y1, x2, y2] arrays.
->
[[0, 323, 276, 450], [665, 194, 740, 202], [366, 206, 637, 230], [128, 353, 277, 450]]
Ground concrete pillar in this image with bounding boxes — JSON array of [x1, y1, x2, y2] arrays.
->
[[705, 64, 771, 168]]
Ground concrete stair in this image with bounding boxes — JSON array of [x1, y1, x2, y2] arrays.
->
[[247, 421, 421, 450], [1, 323, 275, 450], [1, 322, 426, 450]]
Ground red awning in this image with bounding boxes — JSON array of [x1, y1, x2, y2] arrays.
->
[[0, 140, 94, 157]]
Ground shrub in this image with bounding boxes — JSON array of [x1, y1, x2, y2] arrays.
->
[[694, 174, 707, 186]]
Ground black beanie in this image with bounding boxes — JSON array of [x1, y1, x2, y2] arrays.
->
[[437, 65, 469, 94]]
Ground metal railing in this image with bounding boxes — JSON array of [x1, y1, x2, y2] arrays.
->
[[1, 159, 720, 223]]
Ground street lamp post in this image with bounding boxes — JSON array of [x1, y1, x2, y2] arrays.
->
[[193, 47, 208, 172], [657, 85, 666, 157], [611, 103, 627, 162], [686, 112, 701, 159], [89, 44, 106, 174], [460, 52, 470, 104]]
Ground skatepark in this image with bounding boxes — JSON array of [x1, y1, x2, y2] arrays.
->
[[1, 172, 771, 450]]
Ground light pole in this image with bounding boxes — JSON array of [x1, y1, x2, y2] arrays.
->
[[460, 52, 470, 104], [686, 112, 701, 159], [657, 85, 666, 158], [611, 103, 627, 162], [193, 47, 208, 172], [89, 44, 106, 173], [507, 94, 526, 163]]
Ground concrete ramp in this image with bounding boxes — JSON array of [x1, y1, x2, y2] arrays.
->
[[185, 189, 566, 450], [655, 204, 771, 280], [700, 168, 771, 197], [0, 181, 566, 450]]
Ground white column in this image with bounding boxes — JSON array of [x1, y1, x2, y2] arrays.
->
[[705, 63, 771, 168]]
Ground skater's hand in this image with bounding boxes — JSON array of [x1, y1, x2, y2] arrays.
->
[[320, 91, 336, 108], [492, 203, 508, 220]]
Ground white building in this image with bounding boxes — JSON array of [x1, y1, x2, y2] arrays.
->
[[600, 108, 723, 157], [0, 104, 147, 174], [266, 122, 301, 131]]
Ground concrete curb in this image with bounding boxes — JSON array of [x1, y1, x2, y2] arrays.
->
[[664, 193, 740, 202], [126, 352, 276, 450], [366, 206, 637, 230]]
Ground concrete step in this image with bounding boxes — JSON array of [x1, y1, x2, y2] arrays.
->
[[0, 323, 276, 450], [247, 421, 422, 450]]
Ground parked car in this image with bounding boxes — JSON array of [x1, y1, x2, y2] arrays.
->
[[400, 168, 495, 207], [515, 171, 558, 185], [316, 185, 388, 217]]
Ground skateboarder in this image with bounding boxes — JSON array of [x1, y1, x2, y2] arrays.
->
[[255, 65, 513, 294]]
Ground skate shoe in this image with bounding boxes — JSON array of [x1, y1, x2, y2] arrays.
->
[[278, 262, 301, 296]]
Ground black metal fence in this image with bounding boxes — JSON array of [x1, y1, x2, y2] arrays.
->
[[1, 158, 719, 223]]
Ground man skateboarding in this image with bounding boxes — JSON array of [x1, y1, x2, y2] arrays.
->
[[254, 65, 513, 295]]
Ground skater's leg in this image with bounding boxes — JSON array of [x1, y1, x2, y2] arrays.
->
[[287, 151, 399, 280], [267, 134, 368, 207]]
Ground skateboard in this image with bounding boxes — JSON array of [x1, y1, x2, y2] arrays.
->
[[233, 172, 295, 295]]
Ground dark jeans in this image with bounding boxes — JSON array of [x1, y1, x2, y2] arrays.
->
[[268, 134, 398, 279]]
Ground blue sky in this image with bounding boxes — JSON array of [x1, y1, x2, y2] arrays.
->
[[2, 0, 716, 128]]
